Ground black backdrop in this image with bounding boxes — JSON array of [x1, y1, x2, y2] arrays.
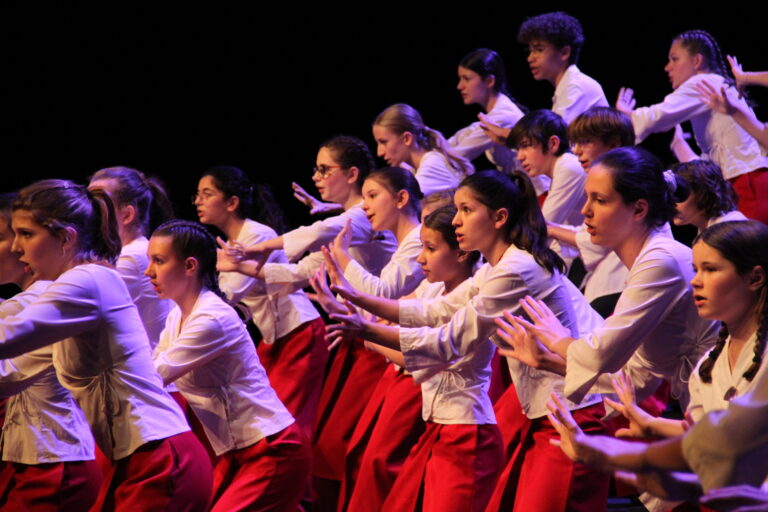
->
[[4, 4, 766, 229]]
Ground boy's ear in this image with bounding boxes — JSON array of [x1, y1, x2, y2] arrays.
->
[[559, 45, 572, 63]]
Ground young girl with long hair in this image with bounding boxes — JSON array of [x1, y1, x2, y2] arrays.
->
[[147, 220, 311, 512], [617, 29, 768, 224], [0, 180, 211, 511], [373, 103, 473, 197], [88, 166, 173, 350], [449, 48, 525, 173], [547, 220, 768, 503], [0, 193, 102, 511], [194, 165, 324, 439], [324, 170, 609, 511], [497, 147, 719, 409]]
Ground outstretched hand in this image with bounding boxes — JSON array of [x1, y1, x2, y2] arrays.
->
[[320, 245, 358, 303], [604, 372, 655, 439], [517, 296, 572, 352], [616, 87, 636, 114], [308, 263, 347, 317], [478, 113, 512, 145], [697, 79, 738, 116], [495, 311, 554, 370], [727, 55, 747, 97], [326, 300, 368, 349], [292, 182, 341, 215]]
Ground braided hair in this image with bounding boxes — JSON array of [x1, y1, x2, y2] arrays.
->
[[674, 30, 734, 87], [697, 221, 768, 383], [152, 219, 226, 301]]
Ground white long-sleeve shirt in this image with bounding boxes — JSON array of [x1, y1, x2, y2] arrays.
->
[[552, 65, 609, 125], [565, 229, 719, 407], [400, 280, 495, 424], [399, 244, 600, 419], [542, 153, 586, 227], [632, 73, 768, 180], [265, 204, 397, 297], [0, 280, 95, 464], [153, 290, 294, 456], [117, 236, 170, 351], [449, 94, 525, 173], [414, 151, 467, 197], [343, 225, 424, 299], [219, 219, 319, 343], [0, 264, 189, 461], [682, 352, 768, 491], [573, 224, 629, 301]]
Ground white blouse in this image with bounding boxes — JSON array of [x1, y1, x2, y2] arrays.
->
[[265, 204, 397, 297], [574, 224, 629, 301], [542, 153, 586, 227], [0, 280, 95, 464], [449, 94, 525, 173], [153, 290, 295, 456], [400, 280, 495, 425], [565, 229, 719, 407], [552, 65, 609, 125], [219, 219, 319, 343], [687, 333, 764, 423], [415, 151, 466, 197], [343, 225, 425, 299], [117, 236, 170, 351], [682, 353, 768, 491], [631, 73, 768, 180], [399, 244, 601, 419], [0, 264, 189, 461]]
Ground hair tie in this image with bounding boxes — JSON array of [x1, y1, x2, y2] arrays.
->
[[663, 169, 677, 193]]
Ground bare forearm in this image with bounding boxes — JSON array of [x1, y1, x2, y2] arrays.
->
[[341, 288, 400, 323], [360, 320, 401, 350], [732, 109, 768, 149], [643, 437, 689, 472], [244, 236, 283, 257], [364, 340, 404, 365], [547, 224, 578, 247]]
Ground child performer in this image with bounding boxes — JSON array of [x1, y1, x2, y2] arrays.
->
[[148, 220, 311, 512]]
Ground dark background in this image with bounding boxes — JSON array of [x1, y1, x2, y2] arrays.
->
[[4, 4, 766, 229]]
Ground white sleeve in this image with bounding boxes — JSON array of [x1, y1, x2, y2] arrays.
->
[[631, 77, 712, 142], [282, 209, 372, 262], [263, 251, 324, 297], [218, 229, 274, 303], [399, 275, 476, 328], [553, 83, 599, 125], [0, 348, 54, 396], [399, 264, 528, 373], [564, 249, 687, 402], [541, 160, 585, 225], [116, 252, 144, 300], [415, 154, 462, 197], [153, 312, 236, 385], [0, 270, 101, 359], [343, 233, 424, 299], [682, 362, 768, 491]]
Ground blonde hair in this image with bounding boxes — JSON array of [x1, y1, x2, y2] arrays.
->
[[374, 104, 474, 177]]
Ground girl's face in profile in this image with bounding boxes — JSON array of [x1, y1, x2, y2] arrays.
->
[[691, 240, 763, 326], [145, 235, 190, 303], [313, 146, 353, 204], [417, 225, 464, 285], [452, 186, 498, 255], [194, 176, 235, 229], [0, 215, 26, 286], [664, 40, 700, 90], [361, 178, 400, 233], [11, 210, 70, 281], [372, 125, 410, 167]]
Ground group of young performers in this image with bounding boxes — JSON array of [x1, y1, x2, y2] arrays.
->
[[0, 9, 767, 512]]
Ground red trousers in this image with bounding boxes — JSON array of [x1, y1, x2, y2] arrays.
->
[[90, 431, 213, 512], [211, 422, 311, 512], [731, 168, 768, 225], [258, 317, 328, 440], [312, 340, 388, 510], [0, 459, 102, 511], [382, 422, 504, 512], [341, 364, 424, 512], [487, 386, 610, 512], [170, 391, 219, 464]]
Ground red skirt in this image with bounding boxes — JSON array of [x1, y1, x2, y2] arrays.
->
[[487, 385, 610, 512], [0, 459, 102, 511], [731, 168, 768, 225], [210, 422, 311, 512], [90, 431, 213, 512], [382, 422, 504, 512], [341, 364, 424, 512], [312, 340, 388, 480], [257, 317, 328, 440]]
